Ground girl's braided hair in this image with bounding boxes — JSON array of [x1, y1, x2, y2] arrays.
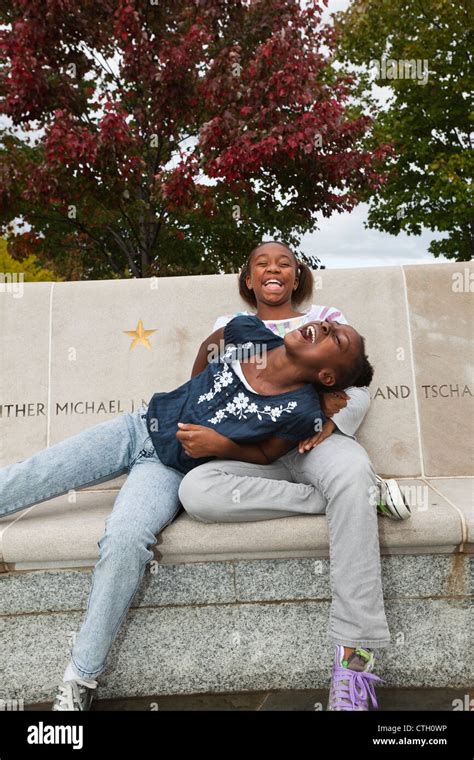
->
[[238, 241, 314, 308]]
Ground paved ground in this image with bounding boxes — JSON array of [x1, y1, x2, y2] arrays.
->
[[26, 688, 473, 711]]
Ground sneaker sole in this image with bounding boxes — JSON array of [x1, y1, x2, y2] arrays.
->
[[378, 478, 411, 520]]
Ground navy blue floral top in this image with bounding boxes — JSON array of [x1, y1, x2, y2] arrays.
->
[[146, 315, 326, 474]]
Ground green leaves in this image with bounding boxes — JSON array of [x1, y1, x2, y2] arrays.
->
[[335, 0, 473, 261]]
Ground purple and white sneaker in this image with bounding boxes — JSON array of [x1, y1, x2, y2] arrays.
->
[[327, 645, 385, 711]]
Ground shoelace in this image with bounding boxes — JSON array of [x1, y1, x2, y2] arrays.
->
[[53, 679, 98, 710], [331, 665, 385, 710]]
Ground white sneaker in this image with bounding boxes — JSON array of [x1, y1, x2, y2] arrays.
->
[[376, 476, 411, 520], [51, 678, 98, 711]]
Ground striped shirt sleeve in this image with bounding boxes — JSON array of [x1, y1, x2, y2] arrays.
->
[[308, 304, 349, 325]]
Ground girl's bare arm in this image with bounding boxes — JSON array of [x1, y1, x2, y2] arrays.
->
[[191, 327, 225, 377], [176, 424, 298, 464]]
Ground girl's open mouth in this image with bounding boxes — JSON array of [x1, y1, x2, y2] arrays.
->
[[299, 324, 317, 343], [262, 279, 284, 292]]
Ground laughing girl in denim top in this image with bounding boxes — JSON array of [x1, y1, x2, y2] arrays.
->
[[147, 312, 371, 475]]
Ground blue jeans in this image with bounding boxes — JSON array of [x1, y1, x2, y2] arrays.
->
[[0, 406, 183, 679]]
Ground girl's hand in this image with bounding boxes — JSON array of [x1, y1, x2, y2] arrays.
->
[[320, 391, 350, 417], [176, 422, 228, 458], [298, 419, 337, 453]]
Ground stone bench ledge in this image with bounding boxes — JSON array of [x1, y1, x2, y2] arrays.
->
[[0, 478, 471, 572]]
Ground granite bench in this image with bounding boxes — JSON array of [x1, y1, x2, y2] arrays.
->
[[0, 262, 472, 704]]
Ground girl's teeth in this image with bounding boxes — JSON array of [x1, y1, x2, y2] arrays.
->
[[265, 281, 282, 291]]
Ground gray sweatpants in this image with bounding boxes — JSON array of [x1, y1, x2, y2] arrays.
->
[[178, 429, 391, 649]]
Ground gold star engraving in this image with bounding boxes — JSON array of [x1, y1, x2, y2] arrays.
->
[[123, 319, 157, 351]]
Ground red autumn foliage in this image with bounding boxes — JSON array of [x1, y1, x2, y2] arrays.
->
[[0, 0, 392, 278]]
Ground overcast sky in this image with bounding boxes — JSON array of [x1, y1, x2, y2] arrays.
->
[[299, 0, 448, 269], [301, 206, 448, 270]]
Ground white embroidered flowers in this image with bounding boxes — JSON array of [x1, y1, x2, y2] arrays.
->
[[197, 343, 252, 404], [197, 345, 299, 425], [197, 363, 234, 404], [208, 392, 298, 424]]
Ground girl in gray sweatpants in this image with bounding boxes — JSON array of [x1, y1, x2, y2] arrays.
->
[[178, 240, 391, 711]]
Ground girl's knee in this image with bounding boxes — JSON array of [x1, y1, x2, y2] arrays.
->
[[345, 447, 374, 476], [331, 436, 374, 472], [178, 475, 217, 522], [306, 439, 375, 491], [178, 468, 212, 510], [99, 522, 158, 554]]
